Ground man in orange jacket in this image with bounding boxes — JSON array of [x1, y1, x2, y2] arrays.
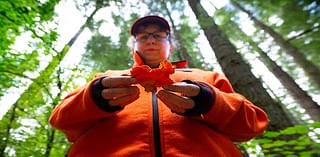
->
[[50, 15, 268, 157]]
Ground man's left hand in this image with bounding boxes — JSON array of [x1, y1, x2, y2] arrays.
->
[[157, 82, 200, 114]]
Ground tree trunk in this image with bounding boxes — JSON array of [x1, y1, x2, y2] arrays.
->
[[0, 8, 99, 156], [44, 65, 64, 157], [0, 102, 18, 156], [224, 18, 320, 122], [1, 7, 99, 118], [188, 0, 295, 131], [231, 1, 320, 91], [254, 42, 320, 121], [44, 129, 56, 157]]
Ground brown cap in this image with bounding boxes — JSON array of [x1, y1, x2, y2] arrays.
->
[[130, 15, 170, 36]]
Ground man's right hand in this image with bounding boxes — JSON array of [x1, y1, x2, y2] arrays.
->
[[101, 76, 139, 107]]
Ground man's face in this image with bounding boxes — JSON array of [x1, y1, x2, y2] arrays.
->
[[134, 24, 172, 68]]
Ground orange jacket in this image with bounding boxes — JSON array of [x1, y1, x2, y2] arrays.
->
[[50, 68, 268, 157]]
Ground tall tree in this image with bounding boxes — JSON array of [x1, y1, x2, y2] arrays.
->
[[236, 0, 320, 67], [81, 14, 133, 71], [0, 0, 60, 156], [44, 66, 62, 157], [231, 0, 320, 91], [187, 0, 295, 131], [214, 8, 320, 121], [1, 2, 99, 117], [0, 3, 102, 155]]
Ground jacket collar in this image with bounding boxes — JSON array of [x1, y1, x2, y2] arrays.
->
[[133, 51, 188, 68]]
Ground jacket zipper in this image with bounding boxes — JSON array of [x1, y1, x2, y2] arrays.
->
[[152, 90, 162, 157]]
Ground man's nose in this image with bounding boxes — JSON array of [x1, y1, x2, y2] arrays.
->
[[146, 34, 156, 43]]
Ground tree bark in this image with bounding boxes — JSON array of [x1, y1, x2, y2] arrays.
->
[[188, 0, 295, 131]]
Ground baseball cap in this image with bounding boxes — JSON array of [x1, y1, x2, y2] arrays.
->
[[130, 15, 170, 36]]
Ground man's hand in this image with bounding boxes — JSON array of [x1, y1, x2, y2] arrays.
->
[[157, 82, 200, 113], [101, 76, 139, 107]]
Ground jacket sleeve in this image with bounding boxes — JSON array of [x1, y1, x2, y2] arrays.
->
[[49, 76, 117, 142], [200, 71, 268, 142]]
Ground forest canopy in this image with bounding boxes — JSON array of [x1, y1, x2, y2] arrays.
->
[[0, 0, 319, 156]]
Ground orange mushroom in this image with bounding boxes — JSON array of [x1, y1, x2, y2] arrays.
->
[[131, 60, 175, 92]]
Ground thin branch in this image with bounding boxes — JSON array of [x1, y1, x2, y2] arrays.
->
[[207, 0, 219, 10], [1, 70, 34, 81], [287, 25, 320, 42], [0, 11, 16, 23]]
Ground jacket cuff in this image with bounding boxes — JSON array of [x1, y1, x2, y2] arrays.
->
[[91, 77, 124, 112], [179, 80, 215, 116]]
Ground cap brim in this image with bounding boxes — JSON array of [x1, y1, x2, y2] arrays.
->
[[130, 15, 170, 35]]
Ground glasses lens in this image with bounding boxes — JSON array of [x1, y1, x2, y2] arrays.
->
[[136, 32, 168, 43]]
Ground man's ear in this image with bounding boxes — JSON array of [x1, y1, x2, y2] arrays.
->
[[129, 36, 137, 53]]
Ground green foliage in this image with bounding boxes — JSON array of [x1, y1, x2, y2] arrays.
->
[[81, 16, 132, 72], [0, 29, 59, 97], [0, 65, 87, 156], [0, 0, 65, 156], [0, 0, 60, 52], [241, 122, 320, 156], [0, 0, 60, 97], [172, 15, 212, 70]]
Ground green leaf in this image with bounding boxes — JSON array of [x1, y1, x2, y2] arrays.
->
[[312, 122, 320, 128], [280, 125, 309, 135], [263, 131, 281, 138], [273, 140, 287, 147]]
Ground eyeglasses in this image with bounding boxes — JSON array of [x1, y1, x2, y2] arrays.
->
[[135, 32, 169, 43]]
